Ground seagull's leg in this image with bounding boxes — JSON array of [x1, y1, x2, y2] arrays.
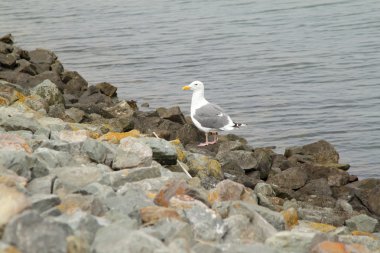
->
[[209, 132, 219, 144], [198, 132, 210, 146]]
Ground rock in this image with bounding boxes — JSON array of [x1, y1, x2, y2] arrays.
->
[[66, 235, 90, 253], [347, 179, 380, 216], [91, 222, 167, 253], [0, 34, 14, 44], [176, 123, 204, 145], [216, 150, 258, 171], [0, 133, 32, 153], [265, 231, 317, 253], [140, 206, 181, 224], [0, 111, 41, 133], [0, 184, 30, 227], [53, 165, 105, 195], [282, 207, 299, 229], [186, 153, 223, 189], [154, 179, 193, 207], [303, 164, 350, 187], [297, 205, 347, 226], [221, 243, 279, 253], [310, 241, 371, 253], [0, 150, 35, 179], [156, 106, 186, 124], [51, 60, 64, 74], [81, 138, 116, 165], [285, 140, 339, 164], [0, 168, 27, 190], [208, 179, 257, 205], [30, 79, 64, 106], [138, 137, 178, 165], [78, 86, 112, 105], [30, 194, 61, 213], [27, 174, 56, 194], [101, 162, 162, 189], [112, 137, 153, 169], [3, 210, 73, 253], [253, 148, 273, 179], [267, 167, 308, 190], [78, 182, 116, 200], [345, 214, 379, 233], [28, 49, 57, 74], [57, 194, 106, 216], [297, 178, 332, 196], [95, 82, 117, 97], [104, 187, 154, 216], [32, 147, 73, 177], [61, 71, 88, 95], [57, 129, 89, 143], [338, 235, 380, 252], [98, 130, 141, 144], [0, 53, 17, 68], [223, 213, 277, 243], [65, 107, 85, 123]]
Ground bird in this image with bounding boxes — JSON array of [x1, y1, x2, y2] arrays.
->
[[182, 80, 246, 146]]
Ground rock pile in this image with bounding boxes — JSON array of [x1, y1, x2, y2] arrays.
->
[[0, 34, 379, 253]]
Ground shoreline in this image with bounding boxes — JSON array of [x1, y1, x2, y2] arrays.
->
[[1, 34, 379, 253]]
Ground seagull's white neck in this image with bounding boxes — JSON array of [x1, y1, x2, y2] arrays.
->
[[191, 89, 208, 115]]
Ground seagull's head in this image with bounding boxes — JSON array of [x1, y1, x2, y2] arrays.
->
[[182, 80, 204, 92]]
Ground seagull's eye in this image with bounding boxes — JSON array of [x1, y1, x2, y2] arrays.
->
[[195, 83, 198, 86]]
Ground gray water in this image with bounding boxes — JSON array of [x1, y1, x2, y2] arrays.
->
[[1, 0, 380, 177]]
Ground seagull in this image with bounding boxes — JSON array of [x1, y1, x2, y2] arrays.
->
[[182, 80, 246, 146]]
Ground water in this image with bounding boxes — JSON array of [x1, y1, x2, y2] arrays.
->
[[1, 0, 380, 177]]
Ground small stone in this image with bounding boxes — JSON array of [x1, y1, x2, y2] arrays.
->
[[95, 82, 117, 97], [345, 214, 379, 233], [112, 137, 153, 169], [140, 206, 181, 224]]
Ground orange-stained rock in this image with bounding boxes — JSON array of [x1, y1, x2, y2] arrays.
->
[[57, 194, 105, 216], [169, 195, 209, 210], [170, 139, 186, 162], [0, 245, 22, 253], [310, 241, 370, 253], [305, 222, 337, 233], [140, 206, 181, 224], [154, 179, 189, 207], [98, 130, 141, 144], [0, 184, 30, 226], [351, 230, 378, 239], [282, 208, 299, 229], [0, 170, 27, 189], [208, 179, 256, 205], [0, 133, 32, 153]]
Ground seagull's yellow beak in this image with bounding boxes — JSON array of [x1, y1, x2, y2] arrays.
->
[[182, 86, 191, 90]]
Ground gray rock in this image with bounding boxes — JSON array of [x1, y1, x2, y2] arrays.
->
[[101, 161, 162, 189], [0, 53, 17, 67], [297, 178, 332, 196], [95, 82, 117, 97], [78, 182, 116, 200], [139, 137, 178, 165], [253, 148, 273, 180], [30, 194, 61, 213], [267, 167, 308, 190], [3, 210, 73, 253], [81, 138, 116, 165], [103, 187, 154, 216], [254, 182, 275, 197], [345, 214, 379, 233], [223, 214, 277, 243], [53, 165, 105, 194], [156, 106, 186, 124], [216, 150, 258, 171], [221, 243, 279, 253], [142, 219, 194, 245], [0, 150, 35, 180], [112, 137, 153, 169], [192, 243, 222, 253], [338, 235, 380, 252], [30, 79, 64, 106], [297, 205, 346, 226], [0, 112, 41, 133], [27, 174, 56, 194], [61, 71, 88, 96], [65, 107, 85, 122], [265, 231, 317, 253], [28, 49, 57, 73], [32, 147, 73, 177], [91, 221, 167, 253]]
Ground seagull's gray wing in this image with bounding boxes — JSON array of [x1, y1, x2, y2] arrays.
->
[[194, 102, 230, 129]]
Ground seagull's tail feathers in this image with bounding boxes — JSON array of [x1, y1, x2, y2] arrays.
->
[[233, 122, 247, 128]]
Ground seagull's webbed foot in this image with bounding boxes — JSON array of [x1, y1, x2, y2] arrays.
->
[[198, 142, 210, 146], [208, 132, 218, 145]]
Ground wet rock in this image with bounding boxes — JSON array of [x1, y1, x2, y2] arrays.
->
[[0, 184, 30, 227], [101, 162, 162, 189], [61, 71, 88, 95], [345, 214, 379, 233], [91, 222, 167, 253], [30, 79, 64, 106], [156, 106, 186, 124], [267, 167, 308, 190], [297, 178, 332, 196], [3, 210, 73, 253], [285, 140, 339, 164], [139, 137, 177, 165], [95, 82, 117, 97], [216, 150, 257, 171], [28, 49, 57, 74], [112, 137, 153, 169], [140, 206, 181, 224], [0, 53, 17, 68]]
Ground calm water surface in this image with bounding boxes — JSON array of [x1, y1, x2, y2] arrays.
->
[[1, 0, 380, 177]]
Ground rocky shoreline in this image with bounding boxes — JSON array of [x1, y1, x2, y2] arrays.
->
[[0, 34, 379, 253]]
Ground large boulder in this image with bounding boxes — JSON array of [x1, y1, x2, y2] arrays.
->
[[30, 79, 65, 106], [61, 71, 88, 96], [267, 167, 308, 190], [28, 49, 57, 74]]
